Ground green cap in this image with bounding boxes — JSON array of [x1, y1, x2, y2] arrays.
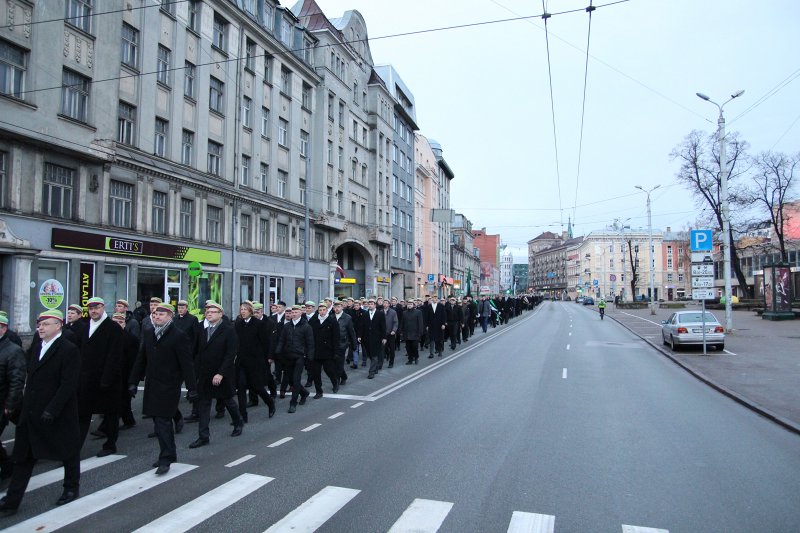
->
[[87, 297, 105, 306], [38, 309, 64, 322], [155, 303, 175, 314], [0, 315, 8, 326]]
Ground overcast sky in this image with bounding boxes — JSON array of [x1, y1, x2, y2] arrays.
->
[[315, 0, 799, 262]]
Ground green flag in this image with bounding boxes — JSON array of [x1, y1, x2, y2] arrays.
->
[[466, 268, 472, 297]]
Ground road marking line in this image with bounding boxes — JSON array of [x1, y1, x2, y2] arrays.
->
[[328, 412, 344, 419], [2, 439, 13, 444], [134, 473, 272, 532], [507, 511, 556, 533], [264, 486, 360, 533], [562, 368, 567, 379], [723, 349, 737, 355], [569, 332, 572, 336], [225, 454, 256, 468], [302, 423, 321, 432], [619, 312, 662, 326], [350, 402, 364, 408], [566, 344, 570, 350], [621, 525, 669, 533], [268, 437, 293, 448], [1, 454, 126, 497], [324, 393, 375, 401], [3, 463, 198, 533], [388, 498, 453, 533]]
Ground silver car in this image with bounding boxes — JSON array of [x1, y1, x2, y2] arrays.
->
[[661, 311, 725, 351]]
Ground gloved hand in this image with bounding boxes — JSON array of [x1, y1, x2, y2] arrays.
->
[[40, 411, 55, 424], [128, 384, 138, 398], [186, 390, 199, 403]]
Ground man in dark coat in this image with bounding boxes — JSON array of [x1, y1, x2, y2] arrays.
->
[[78, 297, 124, 457], [358, 299, 386, 379], [111, 312, 139, 429], [425, 296, 447, 358], [64, 304, 85, 340], [114, 299, 141, 341], [332, 300, 357, 386], [401, 300, 424, 365], [348, 300, 365, 368], [382, 300, 399, 368], [0, 310, 81, 515], [465, 296, 478, 338], [253, 302, 278, 398], [445, 297, 464, 351], [0, 315, 26, 480], [234, 302, 275, 423], [270, 301, 288, 396], [308, 302, 340, 398], [129, 303, 196, 475], [189, 302, 243, 448], [274, 305, 313, 413]]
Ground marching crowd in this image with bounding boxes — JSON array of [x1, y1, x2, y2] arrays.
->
[[0, 293, 536, 516]]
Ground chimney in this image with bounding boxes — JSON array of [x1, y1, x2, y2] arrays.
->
[[666, 226, 671, 232]]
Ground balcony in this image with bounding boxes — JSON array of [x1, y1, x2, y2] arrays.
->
[[314, 214, 347, 233], [368, 227, 392, 246]]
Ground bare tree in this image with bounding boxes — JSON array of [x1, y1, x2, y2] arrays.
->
[[671, 130, 753, 298], [750, 151, 798, 262], [627, 238, 639, 299]]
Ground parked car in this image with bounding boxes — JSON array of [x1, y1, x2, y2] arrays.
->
[[661, 311, 725, 351], [575, 296, 585, 304], [582, 297, 595, 305]]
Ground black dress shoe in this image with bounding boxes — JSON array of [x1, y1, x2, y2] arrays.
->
[[55, 489, 79, 506], [428, 354, 434, 359], [339, 378, 347, 386], [215, 411, 225, 419], [299, 394, 308, 406], [268, 405, 276, 418], [240, 412, 248, 424], [184, 414, 199, 423], [231, 425, 243, 437], [304, 380, 313, 388], [405, 360, 412, 365], [155, 465, 170, 475], [119, 422, 136, 430], [414, 359, 419, 364], [368, 373, 375, 379], [332, 384, 340, 394], [189, 438, 209, 449], [0, 498, 18, 516], [174, 418, 185, 434], [279, 391, 286, 399], [90, 430, 106, 439], [288, 404, 297, 413], [350, 364, 358, 369], [96, 448, 115, 458], [388, 363, 394, 368]]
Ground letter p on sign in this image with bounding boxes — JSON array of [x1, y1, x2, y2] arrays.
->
[[690, 230, 713, 252]]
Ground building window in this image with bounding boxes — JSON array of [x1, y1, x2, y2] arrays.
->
[[353, 81, 358, 105], [154, 118, 167, 156], [276, 223, 288, 254], [61, 69, 90, 122], [392, 239, 398, 257], [184, 61, 195, 98], [393, 207, 398, 225], [109, 180, 133, 228], [300, 130, 309, 157], [280, 68, 291, 94], [303, 38, 313, 64], [337, 191, 343, 214], [277, 170, 287, 198], [298, 228, 305, 255], [360, 204, 366, 224], [352, 120, 358, 140], [66, 0, 93, 33], [280, 18, 292, 46], [152, 190, 167, 234], [667, 273, 673, 282], [338, 147, 344, 171], [121, 23, 138, 68], [260, 163, 268, 193], [278, 118, 288, 147], [43, 163, 74, 219], [361, 164, 367, 184], [0, 40, 26, 98], [301, 83, 311, 108], [212, 14, 227, 51], [338, 101, 344, 125], [0, 152, 6, 208], [259, 218, 270, 250], [209, 77, 224, 113], [242, 96, 252, 128], [157, 0, 175, 15], [263, 56, 272, 83], [327, 141, 333, 164], [180, 198, 194, 238], [326, 186, 333, 211], [241, 155, 250, 186], [117, 102, 136, 145], [245, 39, 256, 70], [206, 205, 222, 243], [207, 141, 222, 176], [181, 130, 194, 165], [327, 93, 334, 120], [261, 107, 270, 137], [188, 0, 200, 32], [299, 179, 306, 205], [156, 45, 171, 86], [240, 214, 251, 248]]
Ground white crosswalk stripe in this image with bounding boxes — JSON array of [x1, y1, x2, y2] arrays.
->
[[387, 498, 453, 533], [133, 473, 273, 532], [264, 485, 360, 533], [507, 511, 556, 533], [0, 454, 125, 497], [622, 525, 669, 533], [3, 463, 197, 533]]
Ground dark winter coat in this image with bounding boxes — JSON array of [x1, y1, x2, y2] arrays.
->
[[235, 317, 269, 389], [275, 319, 314, 362], [333, 312, 358, 356], [445, 302, 463, 324], [358, 309, 386, 358], [129, 323, 196, 418], [77, 317, 123, 416], [0, 335, 26, 415], [309, 314, 340, 361], [400, 307, 424, 342], [194, 319, 237, 399], [14, 335, 80, 461], [424, 303, 447, 342]]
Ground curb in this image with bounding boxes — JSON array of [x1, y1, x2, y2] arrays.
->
[[607, 313, 800, 436]]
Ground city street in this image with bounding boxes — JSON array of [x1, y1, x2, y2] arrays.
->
[[2, 301, 799, 532]]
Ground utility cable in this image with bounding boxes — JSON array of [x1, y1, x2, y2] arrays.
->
[[571, 1, 596, 228], [729, 67, 800, 124], [541, 0, 564, 229]]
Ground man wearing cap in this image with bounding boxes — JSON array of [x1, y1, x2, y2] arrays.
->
[[110, 312, 139, 430], [114, 299, 141, 342], [129, 302, 197, 475], [64, 305, 85, 339], [234, 301, 276, 422], [382, 299, 399, 368], [190, 302, 243, 448], [0, 310, 81, 514], [358, 299, 387, 379], [274, 305, 313, 413], [332, 300, 357, 387], [401, 299, 424, 365], [302, 301, 318, 387], [0, 313, 21, 348], [346, 299, 365, 369], [308, 301, 340, 398], [0, 314, 25, 480], [445, 296, 464, 351], [251, 302, 278, 399], [270, 301, 288, 397]]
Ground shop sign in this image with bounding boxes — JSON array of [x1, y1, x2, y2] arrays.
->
[[39, 279, 64, 309], [80, 262, 95, 315], [376, 276, 389, 283], [52, 228, 221, 265], [187, 261, 203, 277], [337, 278, 356, 284]]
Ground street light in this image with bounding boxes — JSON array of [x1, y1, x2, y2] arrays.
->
[[635, 184, 660, 315], [696, 89, 744, 332]]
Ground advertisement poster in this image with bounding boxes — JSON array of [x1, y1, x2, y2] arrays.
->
[[80, 262, 95, 316], [775, 266, 792, 312], [39, 279, 64, 310]]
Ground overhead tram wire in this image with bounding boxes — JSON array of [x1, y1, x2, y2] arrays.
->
[[729, 66, 800, 125], [541, 0, 565, 230], [571, 1, 596, 229]]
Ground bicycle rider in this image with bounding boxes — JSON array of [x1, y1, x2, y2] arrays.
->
[[598, 298, 606, 319]]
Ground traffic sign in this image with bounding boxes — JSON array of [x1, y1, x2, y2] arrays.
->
[[427, 274, 435, 282], [690, 229, 713, 251], [691, 264, 714, 276], [593, 279, 598, 286], [691, 252, 713, 263], [692, 277, 714, 288], [187, 261, 203, 277], [609, 274, 616, 281], [692, 289, 715, 300]]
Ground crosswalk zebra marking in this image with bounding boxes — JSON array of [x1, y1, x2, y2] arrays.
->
[[507, 511, 555, 533], [264, 485, 360, 533], [3, 463, 197, 533], [301, 423, 321, 432], [350, 402, 364, 408], [0, 454, 126, 497], [328, 411, 345, 419], [622, 525, 669, 533], [268, 437, 293, 448], [387, 498, 453, 533], [132, 473, 272, 532], [225, 454, 256, 468]]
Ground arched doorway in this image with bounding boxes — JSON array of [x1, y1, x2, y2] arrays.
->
[[334, 241, 374, 300]]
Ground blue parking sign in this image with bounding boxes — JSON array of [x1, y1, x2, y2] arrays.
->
[[690, 229, 713, 251]]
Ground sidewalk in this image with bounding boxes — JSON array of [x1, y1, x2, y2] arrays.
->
[[603, 302, 800, 435]]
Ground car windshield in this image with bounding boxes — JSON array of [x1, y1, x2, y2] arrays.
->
[[678, 312, 718, 323]]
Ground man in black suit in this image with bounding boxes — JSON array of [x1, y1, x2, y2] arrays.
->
[[0, 314, 25, 480], [308, 302, 340, 398], [274, 305, 313, 413], [358, 299, 386, 379], [425, 296, 447, 358], [0, 310, 81, 515], [129, 303, 197, 475]]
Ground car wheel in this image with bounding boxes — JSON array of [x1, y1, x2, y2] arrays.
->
[[717, 344, 725, 351], [669, 335, 678, 351], [662, 332, 669, 346]]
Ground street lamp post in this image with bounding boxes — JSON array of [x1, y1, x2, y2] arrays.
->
[[635, 184, 660, 315], [696, 90, 744, 333]]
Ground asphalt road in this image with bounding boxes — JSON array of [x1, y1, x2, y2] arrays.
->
[[2, 302, 799, 532]]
